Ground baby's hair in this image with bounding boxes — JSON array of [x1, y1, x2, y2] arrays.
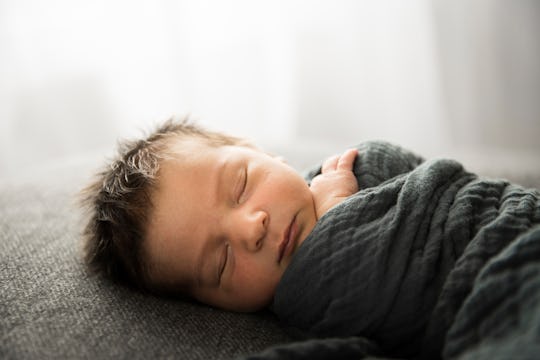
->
[[80, 115, 250, 292]]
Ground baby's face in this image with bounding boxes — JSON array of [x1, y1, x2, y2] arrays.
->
[[145, 139, 317, 312]]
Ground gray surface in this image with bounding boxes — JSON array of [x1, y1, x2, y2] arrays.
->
[[0, 161, 292, 359]]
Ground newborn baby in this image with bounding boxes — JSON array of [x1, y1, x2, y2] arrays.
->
[[81, 117, 358, 311]]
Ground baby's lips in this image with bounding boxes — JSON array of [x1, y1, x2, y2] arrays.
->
[[277, 214, 297, 264]]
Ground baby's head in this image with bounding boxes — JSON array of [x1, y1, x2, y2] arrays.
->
[[81, 117, 317, 312]]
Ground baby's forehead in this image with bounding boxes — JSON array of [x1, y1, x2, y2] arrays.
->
[[165, 136, 215, 157], [164, 138, 262, 166]]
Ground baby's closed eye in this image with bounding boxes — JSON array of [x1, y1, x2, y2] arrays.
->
[[218, 244, 230, 284], [236, 167, 248, 204]]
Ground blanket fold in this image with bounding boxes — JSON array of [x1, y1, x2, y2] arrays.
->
[[268, 141, 540, 359], [240, 336, 383, 360], [443, 226, 540, 359]]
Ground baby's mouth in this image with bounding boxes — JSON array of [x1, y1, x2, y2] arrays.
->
[[277, 214, 298, 264]]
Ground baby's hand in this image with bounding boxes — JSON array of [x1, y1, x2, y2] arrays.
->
[[310, 148, 359, 219]]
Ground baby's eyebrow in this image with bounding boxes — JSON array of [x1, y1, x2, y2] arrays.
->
[[214, 159, 229, 205]]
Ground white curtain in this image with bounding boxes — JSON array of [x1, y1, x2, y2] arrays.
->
[[433, 0, 540, 172], [1, 0, 538, 178]]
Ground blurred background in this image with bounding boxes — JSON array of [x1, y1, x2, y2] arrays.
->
[[1, 0, 539, 183]]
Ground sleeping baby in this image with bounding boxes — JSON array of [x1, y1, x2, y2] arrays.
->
[[81, 117, 540, 359], [81, 117, 357, 311]]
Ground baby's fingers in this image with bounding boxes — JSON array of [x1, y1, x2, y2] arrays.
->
[[337, 148, 358, 171], [321, 154, 340, 173]]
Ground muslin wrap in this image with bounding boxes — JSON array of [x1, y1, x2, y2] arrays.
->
[[246, 141, 540, 359]]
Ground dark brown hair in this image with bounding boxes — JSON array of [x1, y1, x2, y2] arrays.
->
[[80, 116, 250, 292]]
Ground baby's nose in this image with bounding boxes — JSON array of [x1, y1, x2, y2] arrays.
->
[[237, 210, 268, 251]]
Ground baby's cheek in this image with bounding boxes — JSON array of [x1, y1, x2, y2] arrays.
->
[[231, 263, 279, 311], [244, 258, 279, 288]]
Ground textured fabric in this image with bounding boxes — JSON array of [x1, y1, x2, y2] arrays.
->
[[268, 141, 540, 359], [0, 162, 292, 359], [242, 336, 384, 360], [443, 226, 540, 359]]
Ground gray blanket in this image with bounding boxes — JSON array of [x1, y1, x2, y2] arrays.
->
[[245, 141, 540, 359]]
